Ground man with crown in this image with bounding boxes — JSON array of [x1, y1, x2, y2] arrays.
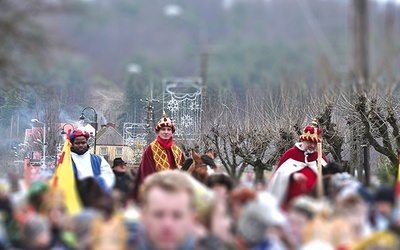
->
[[268, 121, 328, 210], [129, 114, 185, 203], [70, 129, 115, 193]]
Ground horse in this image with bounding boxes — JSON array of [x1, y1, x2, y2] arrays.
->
[[181, 149, 217, 184]]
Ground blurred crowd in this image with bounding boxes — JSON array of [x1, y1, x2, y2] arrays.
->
[[0, 165, 399, 250]]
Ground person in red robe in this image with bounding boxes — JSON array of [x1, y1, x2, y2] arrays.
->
[[268, 121, 328, 210], [128, 114, 185, 204]]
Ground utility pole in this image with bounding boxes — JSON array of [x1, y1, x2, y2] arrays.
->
[[352, 0, 369, 93], [141, 97, 159, 145], [361, 144, 370, 186], [350, 0, 369, 180], [200, 51, 208, 134], [384, 1, 395, 83]]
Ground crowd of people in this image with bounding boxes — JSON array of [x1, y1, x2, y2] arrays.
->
[[0, 116, 399, 250]]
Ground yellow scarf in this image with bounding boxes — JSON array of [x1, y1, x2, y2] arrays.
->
[[151, 140, 183, 172]]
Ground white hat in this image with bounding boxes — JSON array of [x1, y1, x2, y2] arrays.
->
[[237, 192, 286, 246], [257, 191, 287, 226]]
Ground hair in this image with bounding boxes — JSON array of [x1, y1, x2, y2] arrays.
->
[[21, 215, 50, 245], [197, 198, 225, 230], [289, 196, 316, 220], [71, 209, 101, 245], [322, 162, 343, 199], [28, 181, 49, 212], [76, 177, 106, 208], [130, 169, 137, 177], [140, 170, 194, 208], [323, 162, 343, 176], [229, 187, 257, 209], [40, 188, 66, 215], [206, 173, 234, 192], [336, 193, 365, 215], [374, 185, 395, 205], [93, 195, 115, 220]]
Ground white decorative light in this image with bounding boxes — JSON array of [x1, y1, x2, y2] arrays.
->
[[123, 123, 148, 164], [163, 78, 202, 141]]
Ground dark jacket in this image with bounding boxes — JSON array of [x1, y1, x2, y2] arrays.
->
[[113, 171, 133, 197]]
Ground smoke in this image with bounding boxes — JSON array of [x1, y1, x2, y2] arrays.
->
[[101, 114, 107, 126], [59, 109, 81, 125]]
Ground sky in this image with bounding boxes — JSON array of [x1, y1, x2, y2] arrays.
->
[[374, 0, 400, 3]]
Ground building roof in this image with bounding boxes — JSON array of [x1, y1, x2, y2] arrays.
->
[[83, 124, 96, 134], [96, 126, 124, 146]]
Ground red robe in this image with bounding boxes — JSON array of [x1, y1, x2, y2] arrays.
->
[[268, 142, 327, 210], [128, 136, 185, 203]]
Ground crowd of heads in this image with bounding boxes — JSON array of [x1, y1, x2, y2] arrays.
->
[[0, 164, 398, 250], [1, 119, 399, 249]]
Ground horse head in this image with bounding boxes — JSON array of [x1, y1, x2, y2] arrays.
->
[[187, 149, 217, 184]]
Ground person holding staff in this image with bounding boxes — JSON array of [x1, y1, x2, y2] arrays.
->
[[268, 121, 328, 210]]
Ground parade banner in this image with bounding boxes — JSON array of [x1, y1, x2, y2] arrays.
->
[[50, 131, 82, 215]]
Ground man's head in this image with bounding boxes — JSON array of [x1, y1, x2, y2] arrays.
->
[[229, 187, 257, 220], [237, 193, 285, 247], [21, 215, 51, 249], [322, 162, 343, 199], [140, 170, 196, 250], [299, 121, 322, 154], [373, 185, 395, 218], [288, 196, 317, 242], [27, 181, 49, 212], [205, 173, 234, 198], [155, 114, 175, 142], [112, 157, 126, 173], [70, 129, 90, 155], [301, 140, 317, 154]]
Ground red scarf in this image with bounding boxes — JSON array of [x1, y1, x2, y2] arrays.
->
[[157, 136, 173, 149], [156, 136, 175, 168]]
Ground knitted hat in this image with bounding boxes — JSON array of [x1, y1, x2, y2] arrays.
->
[[70, 129, 90, 142], [299, 120, 322, 143], [155, 114, 175, 133], [28, 181, 49, 199], [237, 200, 270, 246]]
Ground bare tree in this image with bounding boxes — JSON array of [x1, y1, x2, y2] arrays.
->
[[202, 87, 323, 183], [355, 93, 399, 166], [312, 90, 347, 164], [331, 88, 400, 183], [203, 96, 248, 182], [31, 87, 63, 166]]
